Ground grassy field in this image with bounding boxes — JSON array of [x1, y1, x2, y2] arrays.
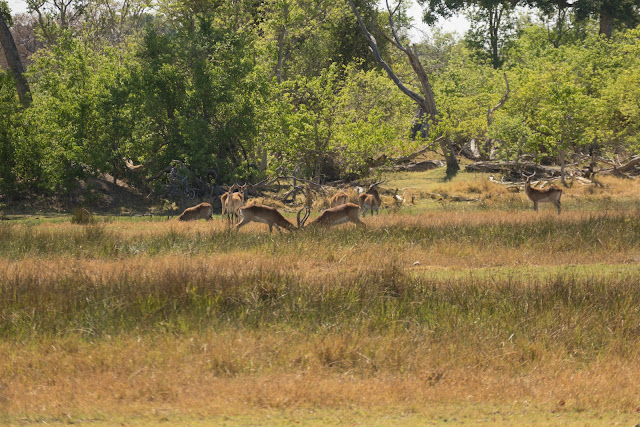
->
[[1, 169, 640, 425]]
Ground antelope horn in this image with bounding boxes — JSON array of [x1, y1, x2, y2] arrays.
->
[[297, 206, 310, 228]]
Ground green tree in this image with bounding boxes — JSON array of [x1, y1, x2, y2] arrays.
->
[[129, 13, 262, 187], [0, 0, 31, 106], [419, 0, 521, 69], [523, 0, 640, 38]]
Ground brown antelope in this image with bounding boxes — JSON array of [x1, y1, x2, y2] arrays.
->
[[220, 192, 229, 217], [358, 182, 382, 217], [393, 188, 405, 208], [298, 203, 365, 228], [236, 204, 296, 233], [524, 172, 563, 214], [178, 203, 213, 221], [223, 184, 246, 224], [329, 190, 349, 208]]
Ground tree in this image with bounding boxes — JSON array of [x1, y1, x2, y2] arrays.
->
[[261, 63, 414, 181], [0, 1, 31, 106], [419, 0, 520, 69], [347, 0, 460, 175], [523, 0, 640, 38], [129, 11, 263, 186], [26, 0, 89, 44]]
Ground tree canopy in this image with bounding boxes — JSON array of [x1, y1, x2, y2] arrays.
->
[[0, 0, 638, 200]]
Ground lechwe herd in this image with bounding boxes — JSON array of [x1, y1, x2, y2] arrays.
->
[[178, 183, 377, 231], [177, 172, 564, 227]]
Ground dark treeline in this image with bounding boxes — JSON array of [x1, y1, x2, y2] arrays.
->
[[0, 0, 639, 200]]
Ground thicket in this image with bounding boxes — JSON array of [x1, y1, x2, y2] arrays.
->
[[1, 0, 639, 200]]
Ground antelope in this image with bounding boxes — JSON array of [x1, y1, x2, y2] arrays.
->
[[236, 204, 296, 233], [298, 203, 365, 228], [393, 188, 405, 208], [329, 190, 349, 208], [220, 192, 229, 217], [358, 182, 382, 217], [523, 172, 563, 214], [223, 184, 246, 224], [178, 202, 213, 221]]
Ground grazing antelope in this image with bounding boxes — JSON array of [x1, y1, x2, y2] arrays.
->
[[223, 184, 246, 224], [524, 172, 563, 214], [178, 203, 213, 221], [358, 182, 382, 217], [298, 203, 365, 228], [393, 188, 405, 208], [236, 204, 296, 233], [329, 190, 349, 208]]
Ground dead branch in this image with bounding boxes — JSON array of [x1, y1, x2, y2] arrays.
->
[[487, 73, 510, 127], [616, 155, 640, 173]]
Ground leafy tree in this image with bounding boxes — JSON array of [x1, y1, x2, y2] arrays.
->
[[0, 0, 31, 106], [25, 31, 129, 191], [432, 44, 506, 156], [348, 0, 460, 175], [419, 0, 521, 69], [129, 13, 263, 186], [523, 0, 640, 38], [494, 27, 640, 169], [0, 71, 20, 195], [262, 63, 413, 181]]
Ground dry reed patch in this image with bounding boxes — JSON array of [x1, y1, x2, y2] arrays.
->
[[569, 174, 640, 198], [2, 333, 640, 418], [431, 177, 508, 198]]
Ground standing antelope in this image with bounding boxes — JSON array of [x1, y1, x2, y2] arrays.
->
[[524, 173, 563, 214], [236, 204, 296, 233], [358, 183, 382, 217], [178, 203, 214, 221], [223, 184, 246, 224], [329, 190, 349, 208], [220, 192, 229, 217], [298, 203, 365, 228]]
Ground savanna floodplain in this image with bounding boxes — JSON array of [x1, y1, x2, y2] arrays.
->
[[2, 170, 640, 425]]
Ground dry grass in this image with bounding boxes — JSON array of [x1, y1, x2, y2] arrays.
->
[[2, 171, 640, 423], [3, 332, 640, 420]]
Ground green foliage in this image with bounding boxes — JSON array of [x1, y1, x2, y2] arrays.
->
[[493, 26, 640, 160], [0, 0, 12, 26], [2, 0, 640, 200], [0, 72, 20, 195], [25, 32, 129, 191], [432, 44, 503, 150], [262, 63, 413, 180], [130, 16, 262, 185]]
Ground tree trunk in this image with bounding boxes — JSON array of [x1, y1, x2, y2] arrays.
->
[[560, 150, 566, 186], [0, 13, 31, 107], [410, 107, 428, 139], [443, 135, 459, 175], [599, 7, 614, 38]]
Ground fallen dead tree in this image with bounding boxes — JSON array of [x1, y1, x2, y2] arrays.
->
[[595, 155, 640, 178], [381, 160, 445, 172], [465, 161, 561, 177]]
